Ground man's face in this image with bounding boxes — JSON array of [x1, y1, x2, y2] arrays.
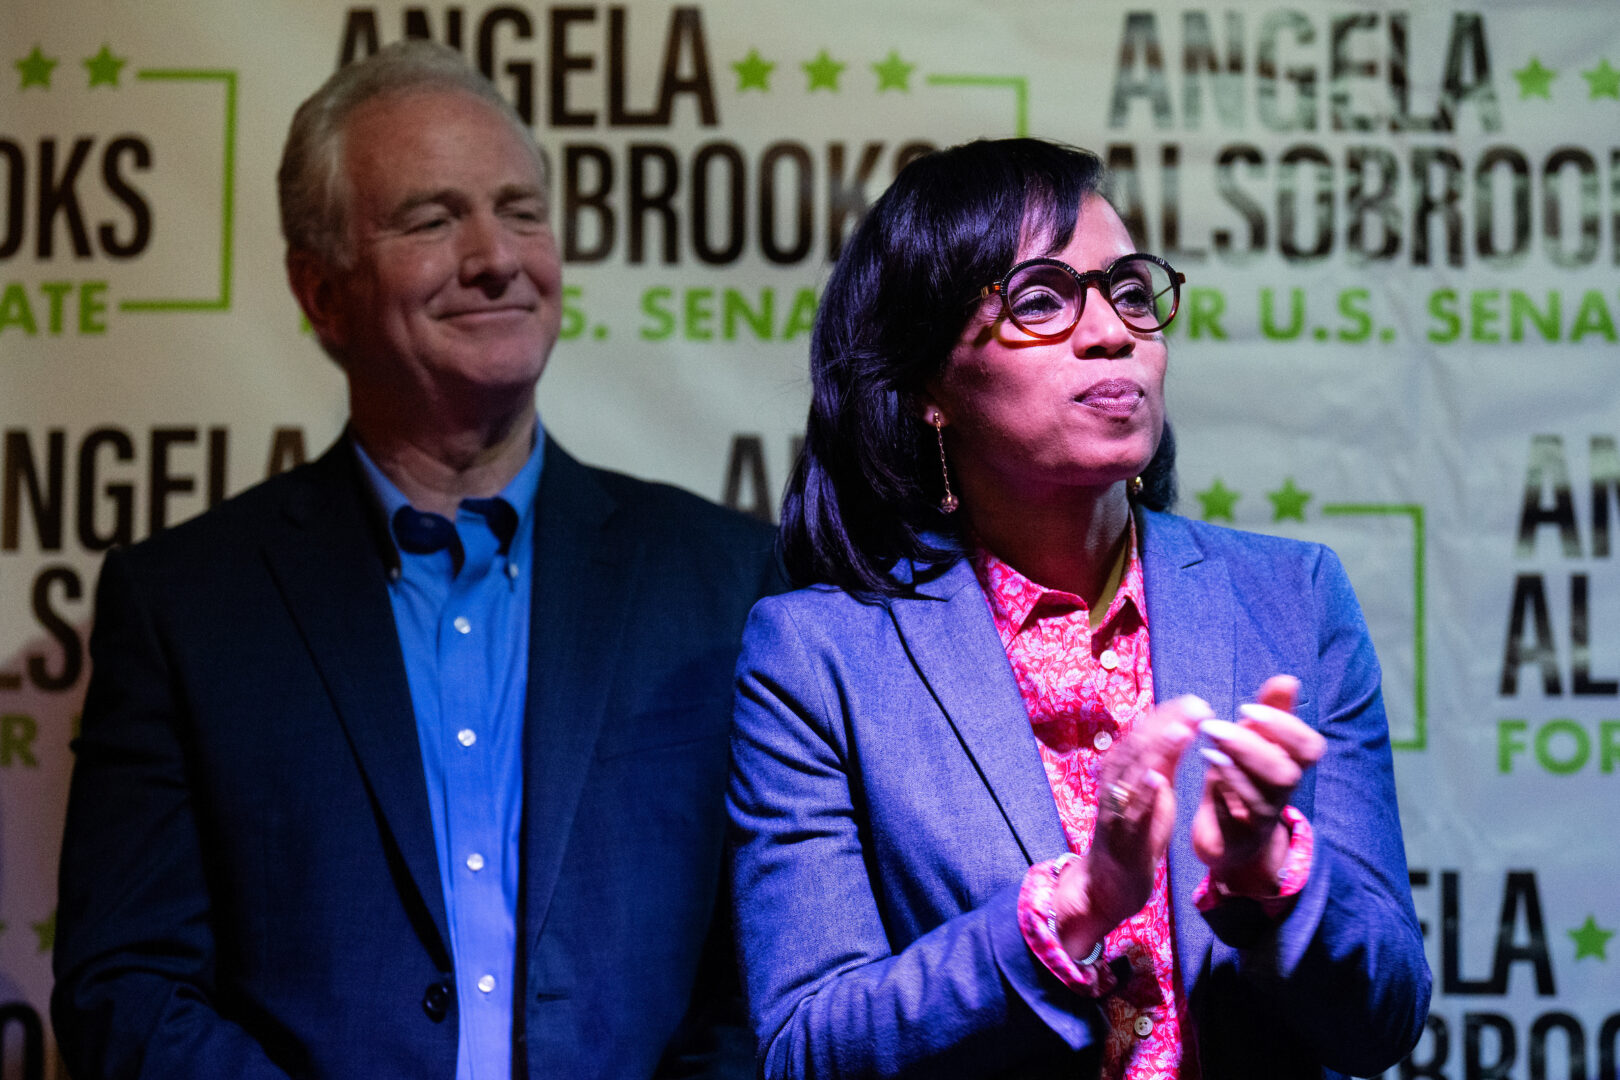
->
[[307, 88, 562, 412]]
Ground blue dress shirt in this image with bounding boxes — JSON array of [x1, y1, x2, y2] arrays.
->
[[354, 429, 544, 1080]]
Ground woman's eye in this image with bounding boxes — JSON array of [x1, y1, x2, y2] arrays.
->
[[1010, 287, 1066, 322], [1112, 280, 1152, 312]]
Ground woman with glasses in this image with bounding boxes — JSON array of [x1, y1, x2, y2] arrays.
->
[[728, 138, 1430, 1079]]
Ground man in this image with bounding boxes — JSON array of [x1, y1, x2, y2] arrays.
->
[[52, 41, 777, 1079]]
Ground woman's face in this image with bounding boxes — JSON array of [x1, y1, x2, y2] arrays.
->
[[924, 194, 1167, 508]]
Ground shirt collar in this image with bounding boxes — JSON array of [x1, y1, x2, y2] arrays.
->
[[351, 417, 547, 570], [971, 513, 1146, 634]]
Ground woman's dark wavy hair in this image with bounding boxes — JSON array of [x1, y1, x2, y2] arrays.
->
[[780, 137, 1177, 595]]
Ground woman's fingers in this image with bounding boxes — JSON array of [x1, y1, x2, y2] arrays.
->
[[1254, 673, 1299, 712], [1198, 747, 1256, 824], [1199, 717, 1302, 795], [1237, 702, 1326, 766], [1191, 677, 1323, 879], [1097, 696, 1199, 822]]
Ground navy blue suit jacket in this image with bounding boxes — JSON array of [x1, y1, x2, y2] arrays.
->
[[54, 437, 780, 1079], [729, 510, 1431, 1079]]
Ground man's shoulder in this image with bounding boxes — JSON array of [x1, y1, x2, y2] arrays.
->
[[558, 450, 777, 575], [114, 446, 351, 571], [586, 462, 772, 542]]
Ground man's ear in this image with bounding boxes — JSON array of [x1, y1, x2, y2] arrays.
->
[[286, 249, 345, 353]]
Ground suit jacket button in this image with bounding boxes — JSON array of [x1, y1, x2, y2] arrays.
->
[[422, 979, 452, 1022]]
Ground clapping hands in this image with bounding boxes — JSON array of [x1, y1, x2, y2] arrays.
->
[[1052, 677, 1325, 963]]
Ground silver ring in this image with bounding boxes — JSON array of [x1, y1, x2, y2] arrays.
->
[[1104, 781, 1132, 817]]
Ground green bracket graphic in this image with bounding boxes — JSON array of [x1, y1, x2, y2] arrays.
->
[[925, 74, 1028, 136], [1320, 503, 1427, 751], [120, 69, 237, 313]]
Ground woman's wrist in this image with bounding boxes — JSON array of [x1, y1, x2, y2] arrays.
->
[[1052, 856, 1115, 963], [1209, 818, 1291, 897]]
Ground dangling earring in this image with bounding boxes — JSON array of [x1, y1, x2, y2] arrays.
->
[[930, 412, 959, 513], [1128, 476, 1144, 500]]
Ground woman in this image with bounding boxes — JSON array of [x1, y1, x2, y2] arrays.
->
[[728, 139, 1431, 1079]]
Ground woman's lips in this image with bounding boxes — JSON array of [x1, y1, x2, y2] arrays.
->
[[1075, 379, 1145, 415]]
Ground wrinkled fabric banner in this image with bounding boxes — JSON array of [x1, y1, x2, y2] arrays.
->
[[2, 2, 1615, 1075]]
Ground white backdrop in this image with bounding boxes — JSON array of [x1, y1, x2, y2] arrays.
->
[[3, 2, 1617, 1076]]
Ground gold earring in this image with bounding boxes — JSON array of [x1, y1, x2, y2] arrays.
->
[[930, 412, 958, 513], [1128, 476, 1144, 499]]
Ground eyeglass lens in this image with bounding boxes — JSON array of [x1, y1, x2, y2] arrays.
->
[[1003, 256, 1176, 334]]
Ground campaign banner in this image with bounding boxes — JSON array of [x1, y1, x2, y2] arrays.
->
[[2, 2, 1615, 1076]]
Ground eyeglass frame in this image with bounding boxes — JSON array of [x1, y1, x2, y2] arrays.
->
[[977, 252, 1186, 338]]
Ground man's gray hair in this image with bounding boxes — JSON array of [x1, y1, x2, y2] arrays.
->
[[277, 40, 544, 267]]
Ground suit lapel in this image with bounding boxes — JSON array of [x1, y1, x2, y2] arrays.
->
[[1138, 510, 1234, 985], [519, 442, 634, 955], [260, 442, 452, 961], [889, 559, 1069, 865]]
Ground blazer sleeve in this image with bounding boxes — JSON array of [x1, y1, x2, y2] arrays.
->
[[1199, 546, 1432, 1076], [52, 547, 293, 1080], [728, 595, 1102, 1080]]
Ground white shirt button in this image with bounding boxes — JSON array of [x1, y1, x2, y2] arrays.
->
[[505, 563, 520, 580], [477, 975, 495, 994], [457, 728, 477, 747], [453, 616, 471, 635], [387, 567, 402, 582], [1099, 648, 1119, 670], [466, 852, 485, 872], [1133, 1014, 1154, 1038], [1093, 731, 1113, 752]]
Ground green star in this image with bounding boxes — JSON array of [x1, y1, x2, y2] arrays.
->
[[15, 45, 58, 89], [1196, 478, 1240, 522], [872, 49, 915, 92], [1267, 477, 1311, 522], [1582, 58, 1620, 100], [83, 44, 126, 88], [1514, 57, 1557, 100], [1569, 914, 1614, 960], [732, 48, 773, 92], [803, 49, 845, 92], [32, 909, 55, 954]]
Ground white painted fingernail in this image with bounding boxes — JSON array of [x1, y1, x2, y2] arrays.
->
[[1238, 703, 1284, 723], [1199, 718, 1243, 741], [1180, 695, 1214, 719], [1200, 747, 1233, 768]]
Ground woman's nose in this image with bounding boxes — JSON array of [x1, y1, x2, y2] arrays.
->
[[1070, 282, 1134, 358]]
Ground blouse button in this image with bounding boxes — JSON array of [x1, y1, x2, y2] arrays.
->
[[1092, 731, 1113, 752], [1133, 1014, 1155, 1038], [1099, 648, 1120, 671]]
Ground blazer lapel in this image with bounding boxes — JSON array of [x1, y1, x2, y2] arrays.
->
[[889, 559, 1069, 865], [519, 442, 635, 956], [260, 442, 452, 962], [1139, 510, 1234, 984]]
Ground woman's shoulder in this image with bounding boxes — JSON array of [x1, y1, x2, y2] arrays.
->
[[744, 557, 977, 643], [1141, 508, 1335, 567], [1139, 509, 1366, 630], [748, 580, 897, 629]]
